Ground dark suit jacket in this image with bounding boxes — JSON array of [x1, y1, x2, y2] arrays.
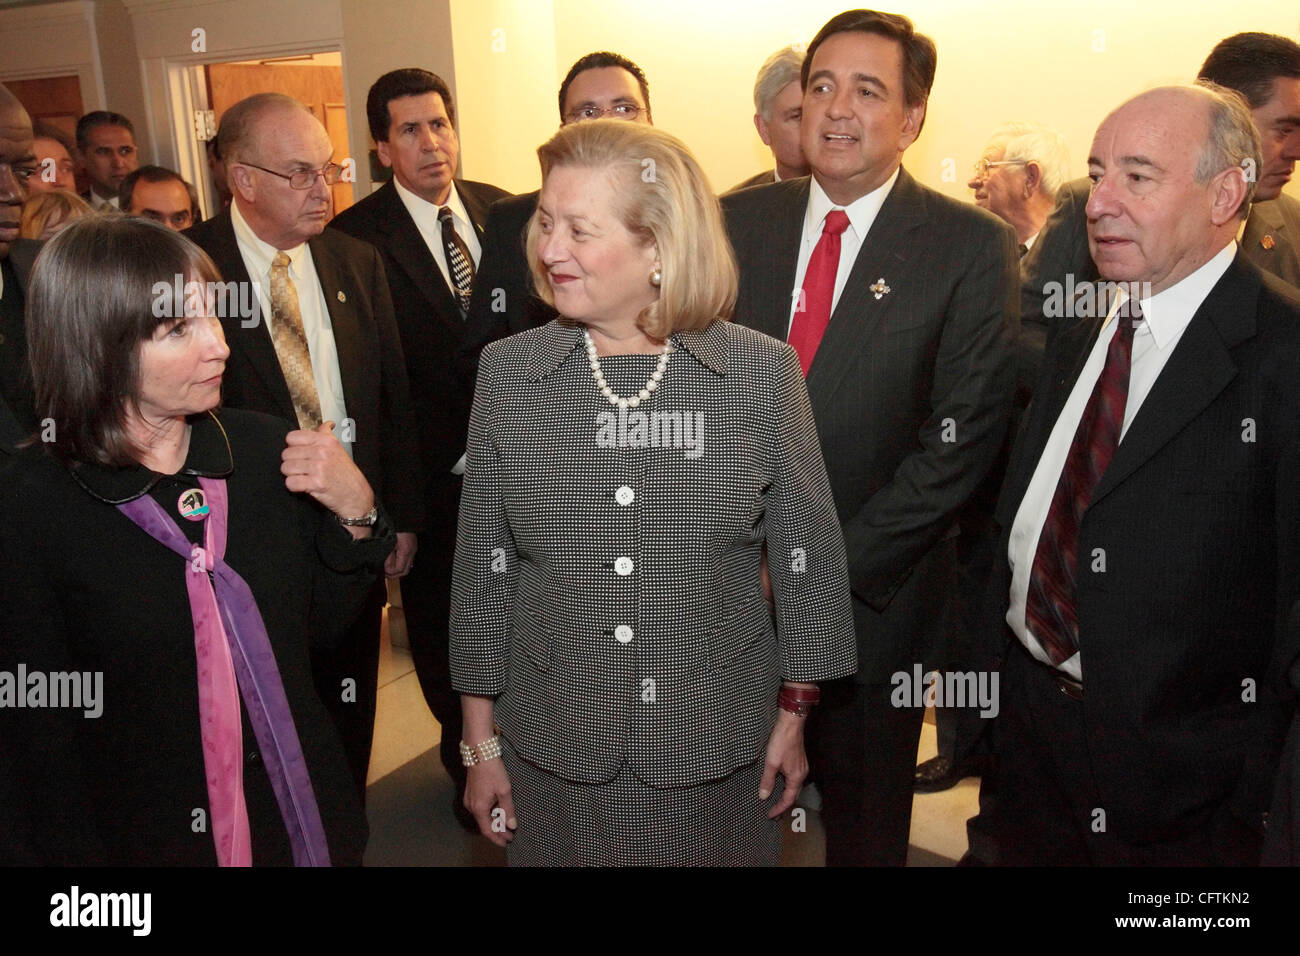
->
[[458, 190, 556, 390], [721, 170, 1019, 681], [1019, 177, 1094, 400], [184, 211, 424, 532], [329, 178, 510, 489], [725, 169, 776, 194], [0, 240, 41, 454], [1243, 191, 1300, 289], [981, 253, 1300, 847]]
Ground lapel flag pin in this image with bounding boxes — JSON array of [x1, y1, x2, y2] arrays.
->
[[870, 278, 891, 300], [337, 290, 347, 303], [1261, 235, 1275, 250]]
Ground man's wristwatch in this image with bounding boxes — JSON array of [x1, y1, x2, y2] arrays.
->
[[460, 735, 503, 767], [337, 506, 379, 527]]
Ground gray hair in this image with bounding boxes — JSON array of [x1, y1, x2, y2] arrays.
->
[[753, 46, 805, 121], [1192, 81, 1262, 221], [986, 122, 1071, 200], [216, 92, 312, 165]]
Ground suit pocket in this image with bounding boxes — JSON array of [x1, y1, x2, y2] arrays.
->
[[1172, 467, 1260, 495], [706, 589, 777, 671], [509, 599, 551, 672]]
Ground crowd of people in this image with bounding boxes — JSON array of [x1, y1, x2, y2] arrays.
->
[[1, 7, 1299, 868]]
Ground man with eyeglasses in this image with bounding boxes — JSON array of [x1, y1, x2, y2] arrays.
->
[[186, 93, 423, 809], [329, 68, 511, 833], [967, 123, 1070, 256], [457, 51, 653, 387], [74, 110, 139, 211], [120, 165, 197, 231]]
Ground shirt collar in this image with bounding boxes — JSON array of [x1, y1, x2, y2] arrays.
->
[[804, 167, 900, 244], [231, 198, 308, 277], [69, 410, 235, 504], [525, 320, 730, 381], [1116, 240, 1236, 351], [393, 177, 470, 235]]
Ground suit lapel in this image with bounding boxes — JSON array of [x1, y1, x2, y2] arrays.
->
[[805, 168, 921, 420], [1089, 256, 1254, 506], [1243, 199, 1298, 284], [745, 179, 807, 341], [372, 181, 462, 326], [309, 235, 364, 419], [207, 215, 296, 422]]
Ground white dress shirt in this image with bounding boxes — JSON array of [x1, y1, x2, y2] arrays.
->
[[392, 178, 482, 290], [88, 192, 120, 211], [230, 199, 352, 456], [1006, 240, 1236, 679], [786, 168, 899, 337]]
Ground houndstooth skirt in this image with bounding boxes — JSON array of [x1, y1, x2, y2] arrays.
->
[[501, 735, 785, 866]]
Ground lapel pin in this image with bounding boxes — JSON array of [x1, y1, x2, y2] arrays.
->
[[870, 278, 891, 300], [1261, 235, 1275, 250], [337, 290, 347, 303]]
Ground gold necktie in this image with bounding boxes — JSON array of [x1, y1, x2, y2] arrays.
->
[[268, 250, 323, 429]]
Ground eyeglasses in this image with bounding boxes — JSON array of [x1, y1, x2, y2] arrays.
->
[[972, 158, 1027, 178], [563, 104, 647, 124], [238, 161, 344, 190]]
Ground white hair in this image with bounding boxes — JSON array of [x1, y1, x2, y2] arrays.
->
[[987, 122, 1071, 200], [753, 46, 805, 120]]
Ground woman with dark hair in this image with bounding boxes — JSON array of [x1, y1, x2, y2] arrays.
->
[[0, 216, 393, 865]]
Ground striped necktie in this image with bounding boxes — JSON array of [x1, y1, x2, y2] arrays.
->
[[268, 251, 323, 429], [438, 206, 475, 317]]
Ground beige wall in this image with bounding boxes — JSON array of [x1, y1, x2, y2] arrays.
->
[[451, 0, 1300, 202]]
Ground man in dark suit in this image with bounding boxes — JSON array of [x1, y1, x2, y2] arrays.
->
[[75, 110, 139, 211], [973, 83, 1300, 865], [721, 9, 1018, 866], [186, 93, 423, 801], [726, 46, 809, 194], [0, 83, 39, 455], [329, 69, 509, 825], [458, 52, 653, 386]]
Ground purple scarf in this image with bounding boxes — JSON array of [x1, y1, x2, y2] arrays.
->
[[117, 476, 332, 866]]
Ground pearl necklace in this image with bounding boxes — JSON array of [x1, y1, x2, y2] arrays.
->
[[583, 328, 671, 409]]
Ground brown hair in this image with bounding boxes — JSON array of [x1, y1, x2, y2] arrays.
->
[[26, 215, 222, 465], [527, 120, 736, 338]]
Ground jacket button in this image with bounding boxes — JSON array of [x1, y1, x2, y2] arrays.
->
[[246, 751, 260, 764], [614, 625, 634, 643], [614, 556, 634, 576], [615, 486, 635, 505]]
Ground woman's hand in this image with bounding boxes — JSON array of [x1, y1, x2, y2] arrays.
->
[[282, 422, 375, 537], [760, 709, 808, 820], [465, 759, 517, 846]]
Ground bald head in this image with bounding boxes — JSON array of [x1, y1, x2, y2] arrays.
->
[[1085, 85, 1259, 295], [0, 83, 35, 259], [220, 93, 334, 250]]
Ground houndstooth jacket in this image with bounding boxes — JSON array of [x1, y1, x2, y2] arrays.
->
[[449, 318, 857, 788]]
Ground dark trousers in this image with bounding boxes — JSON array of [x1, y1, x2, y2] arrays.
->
[[806, 678, 925, 866], [312, 579, 385, 806], [401, 487, 465, 794], [976, 643, 1261, 865]]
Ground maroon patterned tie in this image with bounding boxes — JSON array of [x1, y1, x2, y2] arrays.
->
[[790, 210, 850, 376], [1025, 306, 1142, 665]]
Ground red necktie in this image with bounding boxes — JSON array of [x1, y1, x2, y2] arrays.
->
[[1025, 307, 1142, 665], [790, 209, 851, 376]]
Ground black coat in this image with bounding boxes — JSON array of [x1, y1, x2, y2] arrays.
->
[[0, 240, 41, 455], [0, 409, 393, 865]]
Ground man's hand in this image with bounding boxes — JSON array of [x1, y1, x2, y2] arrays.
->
[[282, 422, 375, 535], [386, 532, 418, 577]]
